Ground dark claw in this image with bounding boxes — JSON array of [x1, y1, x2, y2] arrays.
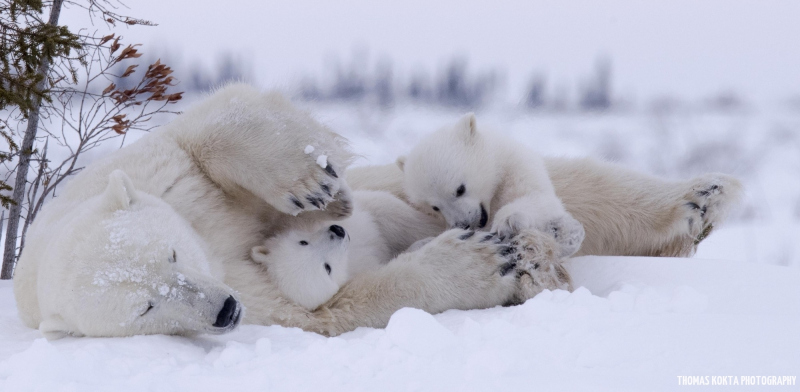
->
[[499, 246, 516, 256], [320, 184, 331, 196], [694, 224, 714, 245], [534, 263, 540, 270], [306, 195, 322, 209], [291, 197, 304, 209], [696, 185, 719, 197], [324, 164, 338, 178], [480, 233, 496, 242], [459, 231, 476, 240], [686, 202, 701, 210], [499, 261, 517, 276]]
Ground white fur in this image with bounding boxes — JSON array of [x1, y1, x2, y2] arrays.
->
[[400, 113, 586, 257], [350, 155, 743, 259], [15, 84, 554, 338], [251, 190, 443, 310]]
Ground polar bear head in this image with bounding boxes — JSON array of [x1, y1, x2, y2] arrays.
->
[[30, 170, 242, 339], [251, 224, 350, 310], [399, 113, 501, 230]]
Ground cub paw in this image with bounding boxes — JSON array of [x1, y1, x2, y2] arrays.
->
[[491, 208, 585, 259], [490, 210, 533, 240], [544, 214, 585, 258]]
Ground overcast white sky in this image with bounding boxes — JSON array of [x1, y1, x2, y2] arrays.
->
[[61, 0, 800, 103]]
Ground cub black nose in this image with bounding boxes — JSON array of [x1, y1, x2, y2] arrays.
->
[[479, 204, 489, 228], [329, 224, 346, 239], [213, 296, 239, 328]]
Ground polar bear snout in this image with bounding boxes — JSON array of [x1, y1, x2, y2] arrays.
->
[[212, 295, 242, 329], [329, 224, 346, 239]]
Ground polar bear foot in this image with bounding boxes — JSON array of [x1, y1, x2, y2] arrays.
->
[[443, 229, 525, 279], [684, 174, 742, 243], [661, 173, 743, 257], [501, 229, 573, 305]]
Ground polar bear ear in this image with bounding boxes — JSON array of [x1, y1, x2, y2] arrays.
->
[[39, 315, 76, 340], [251, 245, 271, 264], [103, 170, 139, 211], [455, 112, 478, 142], [396, 156, 406, 172]]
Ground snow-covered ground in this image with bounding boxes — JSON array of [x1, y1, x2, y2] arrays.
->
[[0, 257, 797, 391], [1, 103, 798, 390]]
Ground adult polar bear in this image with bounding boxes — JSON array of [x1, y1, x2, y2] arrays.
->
[[13, 84, 558, 339], [14, 83, 740, 339]]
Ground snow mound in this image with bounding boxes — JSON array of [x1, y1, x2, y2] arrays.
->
[[385, 307, 456, 356], [0, 256, 797, 390]]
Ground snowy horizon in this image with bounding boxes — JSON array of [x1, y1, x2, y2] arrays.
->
[[58, 0, 800, 105]]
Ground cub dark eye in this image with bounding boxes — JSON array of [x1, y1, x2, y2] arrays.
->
[[456, 184, 466, 197], [324, 263, 332, 275], [432, 206, 440, 212], [168, 250, 176, 263], [299, 241, 308, 246]]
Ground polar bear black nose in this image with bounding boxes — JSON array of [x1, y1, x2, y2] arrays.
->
[[213, 296, 239, 328], [329, 225, 346, 239]]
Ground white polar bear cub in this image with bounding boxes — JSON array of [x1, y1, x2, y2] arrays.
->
[[400, 113, 585, 258], [251, 190, 444, 310]]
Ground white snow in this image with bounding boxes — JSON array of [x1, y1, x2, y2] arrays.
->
[[304, 145, 314, 154], [315, 154, 328, 169], [0, 257, 797, 390]]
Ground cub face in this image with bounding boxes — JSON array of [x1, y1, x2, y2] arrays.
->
[[252, 224, 350, 310], [400, 113, 500, 230], [38, 170, 242, 339]]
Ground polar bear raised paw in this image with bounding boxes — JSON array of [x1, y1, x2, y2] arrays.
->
[[281, 160, 353, 218]]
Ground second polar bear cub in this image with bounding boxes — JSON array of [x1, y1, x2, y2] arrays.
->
[[399, 113, 585, 258], [251, 190, 443, 310]]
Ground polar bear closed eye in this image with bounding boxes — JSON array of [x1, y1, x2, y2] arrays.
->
[[399, 113, 585, 258], [251, 190, 444, 310]]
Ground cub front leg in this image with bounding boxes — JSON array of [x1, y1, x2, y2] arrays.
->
[[491, 195, 585, 258]]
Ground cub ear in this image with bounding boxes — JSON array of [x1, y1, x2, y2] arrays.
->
[[103, 170, 138, 211], [396, 156, 406, 172], [251, 245, 270, 264], [39, 315, 79, 340], [455, 112, 478, 142]]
